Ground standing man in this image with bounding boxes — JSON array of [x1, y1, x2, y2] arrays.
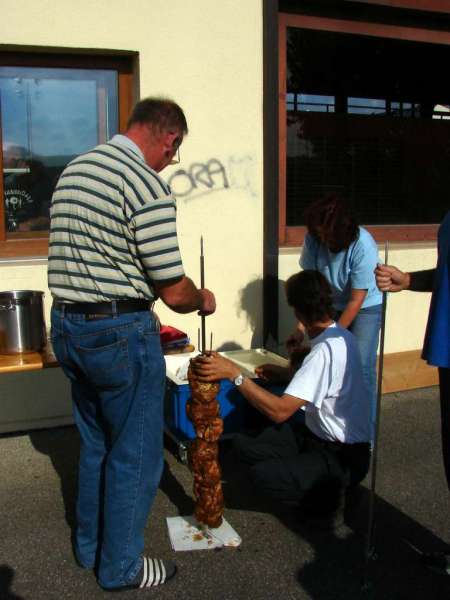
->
[[375, 211, 450, 575], [48, 97, 216, 591]]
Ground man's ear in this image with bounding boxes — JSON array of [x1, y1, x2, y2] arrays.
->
[[164, 131, 181, 151]]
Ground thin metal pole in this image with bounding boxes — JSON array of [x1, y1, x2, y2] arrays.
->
[[200, 236, 206, 354], [363, 241, 389, 587]]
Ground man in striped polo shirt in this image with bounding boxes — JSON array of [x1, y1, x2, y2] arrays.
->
[[48, 97, 215, 592]]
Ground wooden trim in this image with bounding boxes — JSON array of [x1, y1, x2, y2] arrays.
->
[[278, 13, 450, 246], [381, 349, 438, 393], [119, 71, 134, 133], [349, 0, 450, 14], [281, 224, 440, 247], [0, 50, 135, 258], [0, 238, 49, 258], [0, 51, 135, 71], [279, 12, 450, 45]]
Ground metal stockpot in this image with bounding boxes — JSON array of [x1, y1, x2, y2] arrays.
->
[[0, 291, 47, 354]]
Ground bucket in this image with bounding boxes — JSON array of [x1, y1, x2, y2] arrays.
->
[[0, 290, 47, 354]]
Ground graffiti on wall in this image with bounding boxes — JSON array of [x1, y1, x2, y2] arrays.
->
[[168, 154, 257, 200], [168, 159, 229, 198]]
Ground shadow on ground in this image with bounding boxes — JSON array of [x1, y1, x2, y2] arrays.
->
[[0, 565, 25, 600], [20, 406, 449, 599], [217, 439, 450, 599]]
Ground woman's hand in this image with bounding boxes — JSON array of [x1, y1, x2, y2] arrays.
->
[[254, 363, 290, 383], [191, 352, 241, 382], [286, 322, 305, 356]]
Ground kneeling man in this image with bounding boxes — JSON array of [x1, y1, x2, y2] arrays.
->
[[193, 270, 371, 521]]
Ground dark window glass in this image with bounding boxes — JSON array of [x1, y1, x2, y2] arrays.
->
[[286, 28, 450, 226], [1, 67, 118, 233]]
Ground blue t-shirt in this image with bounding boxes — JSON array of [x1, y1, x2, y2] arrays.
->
[[300, 226, 382, 311], [422, 212, 450, 369]]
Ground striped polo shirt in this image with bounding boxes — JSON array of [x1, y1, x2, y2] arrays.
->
[[48, 135, 185, 302]]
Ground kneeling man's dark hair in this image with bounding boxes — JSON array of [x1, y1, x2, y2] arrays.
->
[[285, 270, 334, 323]]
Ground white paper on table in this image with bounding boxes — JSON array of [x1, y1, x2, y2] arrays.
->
[[166, 515, 241, 552]]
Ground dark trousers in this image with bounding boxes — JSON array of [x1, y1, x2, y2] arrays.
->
[[233, 422, 370, 510], [439, 367, 450, 491]]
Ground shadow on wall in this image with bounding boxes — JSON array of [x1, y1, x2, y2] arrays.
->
[[216, 277, 264, 352], [216, 276, 299, 355], [0, 565, 25, 600]]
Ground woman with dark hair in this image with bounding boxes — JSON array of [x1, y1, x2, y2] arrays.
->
[[193, 271, 371, 524], [299, 195, 382, 436]]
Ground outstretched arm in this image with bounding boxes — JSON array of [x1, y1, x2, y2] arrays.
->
[[192, 353, 306, 423], [375, 264, 435, 293]]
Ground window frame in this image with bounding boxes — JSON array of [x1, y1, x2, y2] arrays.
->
[[278, 12, 450, 246], [0, 50, 135, 258]]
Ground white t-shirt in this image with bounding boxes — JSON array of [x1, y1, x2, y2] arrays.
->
[[284, 323, 370, 444]]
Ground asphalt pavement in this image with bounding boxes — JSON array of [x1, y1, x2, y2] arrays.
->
[[0, 386, 449, 600]]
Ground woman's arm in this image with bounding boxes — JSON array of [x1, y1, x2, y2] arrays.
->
[[337, 288, 367, 329], [254, 363, 291, 384]]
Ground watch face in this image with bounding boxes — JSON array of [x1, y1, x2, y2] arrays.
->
[[234, 374, 244, 386]]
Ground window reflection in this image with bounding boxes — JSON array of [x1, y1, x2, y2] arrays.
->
[[286, 93, 335, 113], [347, 97, 386, 115], [285, 27, 450, 227], [1, 66, 118, 233]]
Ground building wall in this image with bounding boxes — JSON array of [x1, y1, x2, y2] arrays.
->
[[0, 1, 440, 431], [0, 0, 264, 431]]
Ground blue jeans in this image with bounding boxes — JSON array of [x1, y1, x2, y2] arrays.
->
[[51, 307, 165, 589], [347, 304, 382, 438]]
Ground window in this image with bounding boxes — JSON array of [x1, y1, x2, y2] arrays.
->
[[279, 14, 450, 245], [0, 51, 134, 258]]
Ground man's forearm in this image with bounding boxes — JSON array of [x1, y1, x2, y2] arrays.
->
[[154, 276, 202, 313], [238, 378, 293, 423]]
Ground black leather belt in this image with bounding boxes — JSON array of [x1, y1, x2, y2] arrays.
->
[[53, 299, 150, 315]]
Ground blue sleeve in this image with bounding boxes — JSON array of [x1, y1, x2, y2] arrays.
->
[[350, 230, 380, 289], [300, 233, 317, 270]]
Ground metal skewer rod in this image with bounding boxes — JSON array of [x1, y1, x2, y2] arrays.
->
[[362, 240, 389, 590], [200, 236, 206, 354]]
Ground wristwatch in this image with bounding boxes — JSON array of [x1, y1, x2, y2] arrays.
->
[[234, 373, 244, 386]]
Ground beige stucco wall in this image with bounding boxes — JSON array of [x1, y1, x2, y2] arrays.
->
[[0, 1, 439, 431], [0, 0, 263, 431], [1, 0, 263, 349], [279, 243, 437, 355]]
